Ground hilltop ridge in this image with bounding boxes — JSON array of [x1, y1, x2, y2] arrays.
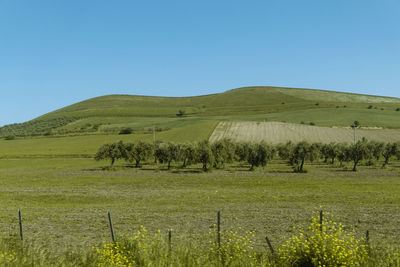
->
[[1, 86, 400, 137]]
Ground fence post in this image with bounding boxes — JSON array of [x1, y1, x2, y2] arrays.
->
[[217, 210, 221, 249], [107, 211, 115, 242], [265, 235, 274, 255], [319, 210, 323, 232], [18, 209, 23, 241], [168, 228, 172, 253]]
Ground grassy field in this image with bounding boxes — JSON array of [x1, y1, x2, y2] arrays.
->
[[0, 157, 399, 256], [210, 121, 400, 143], [0, 121, 217, 158]]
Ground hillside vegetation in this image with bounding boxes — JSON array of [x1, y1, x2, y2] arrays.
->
[[1, 86, 400, 138]]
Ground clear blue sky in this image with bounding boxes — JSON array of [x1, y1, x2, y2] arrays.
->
[[0, 0, 399, 126]]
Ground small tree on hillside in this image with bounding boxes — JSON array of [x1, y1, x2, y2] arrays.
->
[[176, 110, 186, 117]]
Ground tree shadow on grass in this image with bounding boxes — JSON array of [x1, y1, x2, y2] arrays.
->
[[267, 170, 296, 174], [170, 169, 203, 174]]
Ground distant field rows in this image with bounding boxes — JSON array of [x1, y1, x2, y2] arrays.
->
[[209, 121, 400, 144], [0, 121, 217, 158]]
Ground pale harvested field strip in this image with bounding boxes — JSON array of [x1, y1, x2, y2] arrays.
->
[[209, 121, 400, 143]]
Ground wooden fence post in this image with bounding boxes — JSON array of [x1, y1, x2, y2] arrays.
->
[[107, 211, 115, 242], [265, 235, 274, 255], [18, 209, 23, 241], [217, 211, 221, 249], [319, 210, 323, 232]]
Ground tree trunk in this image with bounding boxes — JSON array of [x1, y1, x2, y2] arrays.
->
[[352, 160, 359, 171], [300, 158, 305, 172], [168, 160, 171, 170], [203, 162, 207, 171], [182, 158, 187, 168], [135, 159, 140, 168], [111, 158, 115, 167], [249, 163, 254, 171], [382, 156, 389, 167]]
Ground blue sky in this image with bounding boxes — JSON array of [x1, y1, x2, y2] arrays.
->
[[0, 0, 399, 126]]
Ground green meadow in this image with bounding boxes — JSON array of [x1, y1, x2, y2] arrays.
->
[[0, 86, 400, 265], [0, 158, 400, 254]]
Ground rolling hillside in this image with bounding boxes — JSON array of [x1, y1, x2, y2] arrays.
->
[[1, 86, 400, 138]]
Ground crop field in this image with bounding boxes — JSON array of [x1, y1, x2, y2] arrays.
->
[[0, 157, 400, 255], [210, 121, 400, 144]]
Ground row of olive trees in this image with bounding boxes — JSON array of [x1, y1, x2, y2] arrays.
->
[[277, 138, 400, 172], [94, 139, 400, 172], [94, 139, 275, 171]]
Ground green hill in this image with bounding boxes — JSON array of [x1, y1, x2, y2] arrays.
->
[[1, 86, 400, 138]]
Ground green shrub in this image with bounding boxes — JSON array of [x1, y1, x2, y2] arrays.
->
[[119, 128, 133, 135], [4, 135, 15, 140]]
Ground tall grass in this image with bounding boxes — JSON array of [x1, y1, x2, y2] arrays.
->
[[0, 214, 399, 266]]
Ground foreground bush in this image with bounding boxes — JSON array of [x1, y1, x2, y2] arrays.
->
[[94, 225, 269, 266], [279, 211, 368, 266]]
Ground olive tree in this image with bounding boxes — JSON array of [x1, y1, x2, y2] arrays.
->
[[235, 142, 250, 162], [247, 142, 275, 170], [211, 138, 235, 169], [94, 141, 125, 167], [179, 143, 196, 168], [277, 141, 294, 163], [382, 142, 398, 167], [195, 140, 214, 171], [125, 141, 153, 167], [347, 138, 369, 171], [336, 143, 348, 167], [321, 143, 339, 164], [290, 141, 312, 173], [165, 142, 180, 169]]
